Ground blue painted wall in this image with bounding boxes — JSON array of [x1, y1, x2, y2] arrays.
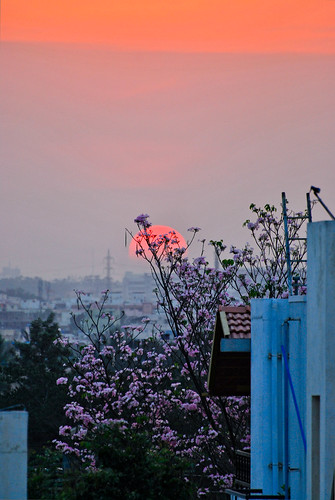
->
[[306, 221, 335, 500], [251, 296, 307, 500], [0, 410, 28, 500]]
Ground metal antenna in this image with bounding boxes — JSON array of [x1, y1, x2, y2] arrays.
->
[[104, 249, 113, 291], [282, 193, 293, 295], [310, 186, 335, 220]]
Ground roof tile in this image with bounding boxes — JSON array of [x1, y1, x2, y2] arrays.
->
[[218, 305, 251, 338]]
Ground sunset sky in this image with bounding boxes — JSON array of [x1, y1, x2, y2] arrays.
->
[[1, 2, 335, 281], [3, 0, 335, 52]]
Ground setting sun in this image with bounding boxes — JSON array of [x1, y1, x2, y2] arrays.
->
[[129, 225, 187, 259]]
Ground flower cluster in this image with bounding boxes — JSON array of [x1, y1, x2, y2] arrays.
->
[[134, 213, 151, 227]]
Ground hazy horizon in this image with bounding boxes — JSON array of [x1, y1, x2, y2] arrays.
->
[[1, 42, 335, 280]]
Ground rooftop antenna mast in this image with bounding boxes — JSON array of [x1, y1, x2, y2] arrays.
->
[[282, 192, 311, 295]]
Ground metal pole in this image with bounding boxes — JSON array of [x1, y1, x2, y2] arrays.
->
[[313, 190, 335, 220], [306, 193, 312, 223], [282, 193, 293, 295]]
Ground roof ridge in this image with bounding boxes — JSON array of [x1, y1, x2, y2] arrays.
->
[[219, 305, 250, 313]]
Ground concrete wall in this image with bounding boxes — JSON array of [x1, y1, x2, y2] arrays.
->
[[249, 220, 335, 500], [306, 221, 335, 500], [0, 411, 28, 500], [251, 297, 307, 500]]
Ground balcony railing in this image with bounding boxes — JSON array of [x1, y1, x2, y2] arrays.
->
[[226, 451, 285, 499], [235, 450, 251, 487]]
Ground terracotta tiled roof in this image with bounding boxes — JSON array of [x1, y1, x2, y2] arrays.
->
[[207, 305, 251, 396], [218, 305, 251, 339]]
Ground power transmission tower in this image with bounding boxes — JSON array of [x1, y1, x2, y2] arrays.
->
[[104, 250, 113, 291], [38, 279, 43, 302]]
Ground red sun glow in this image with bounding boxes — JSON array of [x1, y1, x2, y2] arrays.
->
[[129, 225, 187, 259]]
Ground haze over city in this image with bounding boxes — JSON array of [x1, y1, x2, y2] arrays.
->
[[1, 1, 335, 281]]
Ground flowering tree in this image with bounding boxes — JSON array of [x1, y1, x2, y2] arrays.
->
[[55, 202, 307, 497], [54, 291, 240, 495]]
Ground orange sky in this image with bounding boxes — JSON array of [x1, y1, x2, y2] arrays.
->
[[2, 0, 335, 52]]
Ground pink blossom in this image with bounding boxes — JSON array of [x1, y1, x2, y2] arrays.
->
[[134, 213, 150, 223], [56, 377, 68, 385], [247, 221, 258, 231]]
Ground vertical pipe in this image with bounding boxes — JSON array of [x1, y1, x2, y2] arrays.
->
[[281, 344, 307, 453], [271, 305, 279, 493], [283, 321, 290, 499]]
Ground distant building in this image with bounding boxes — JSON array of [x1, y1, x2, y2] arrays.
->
[[0, 272, 161, 342], [0, 266, 21, 279], [122, 272, 155, 304]]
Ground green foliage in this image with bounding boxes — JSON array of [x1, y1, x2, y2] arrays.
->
[[0, 336, 14, 393], [220, 259, 235, 269], [0, 335, 14, 366], [28, 448, 65, 499], [0, 314, 70, 450], [76, 428, 195, 500], [28, 427, 196, 500]]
